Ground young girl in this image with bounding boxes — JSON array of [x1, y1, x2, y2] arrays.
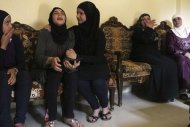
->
[[68, 1, 112, 123], [0, 10, 32, 127], [35, 7, 83, 127]]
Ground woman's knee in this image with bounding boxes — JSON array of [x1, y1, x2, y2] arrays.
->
[[93, 79, 107, 86]]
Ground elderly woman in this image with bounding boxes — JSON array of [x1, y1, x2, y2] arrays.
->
[[166, 14, 190, 96], [130, 13, 179, 102]]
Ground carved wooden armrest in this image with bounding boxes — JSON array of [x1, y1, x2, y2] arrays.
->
[[105, 50, 122, 77]]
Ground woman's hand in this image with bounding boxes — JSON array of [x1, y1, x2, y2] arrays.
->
[[65, 49, 77, 59], [63, 60, 80, 70], [48, 57, 62, 72], [44, 24, 51, 32], [7, 68, 17, 85], [0, 28, 14, 50], [145, 19, 157, 29], [185, 52, 190, 59]]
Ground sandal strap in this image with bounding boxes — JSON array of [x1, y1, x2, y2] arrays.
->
[[64, 118, 84, 127], [45, 121, 55, 127], [101, 111, 112, 120]]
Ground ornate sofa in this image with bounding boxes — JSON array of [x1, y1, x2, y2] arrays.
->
[[11, 21, 117, 109]]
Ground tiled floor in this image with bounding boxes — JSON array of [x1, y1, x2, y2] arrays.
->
[[11, 86, 189, 127]]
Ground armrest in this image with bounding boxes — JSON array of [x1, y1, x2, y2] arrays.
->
[[105, 50, 122, 75]]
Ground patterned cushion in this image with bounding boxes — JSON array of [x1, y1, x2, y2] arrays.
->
[[103, 26, 132, 60], [121, 60, 151, 83]]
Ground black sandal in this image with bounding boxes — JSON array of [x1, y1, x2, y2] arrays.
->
[[100, 111, 112, 121], [87, 115, 99, 123]]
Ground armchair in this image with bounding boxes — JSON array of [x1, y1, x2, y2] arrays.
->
[[101, 17, 151, 106]]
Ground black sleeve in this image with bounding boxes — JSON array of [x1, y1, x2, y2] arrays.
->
[[0, 48, 6, 70], [14, 35, 27, 70], [79, 30, 106, 64], [133, 27, 158, 45]]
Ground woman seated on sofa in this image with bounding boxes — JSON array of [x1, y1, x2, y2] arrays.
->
[[130, 13, 179, 102], [35, 7, 83, 127], [0, 10, 32, 127], [166, 14, 190, 97], [68, 1, 111, 123]]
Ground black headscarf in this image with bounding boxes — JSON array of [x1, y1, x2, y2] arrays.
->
[[75, 1, 100, 54], [138, 13, 150, 22], [0, 10, 9, 38], [132, 13, 150, 29], [48, 7, 68, 45]]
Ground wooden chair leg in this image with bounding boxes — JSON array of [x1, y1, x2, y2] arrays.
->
[[118, 80, 123, 106], [116, 76, 123, 106], [109, 87, 115, 110]]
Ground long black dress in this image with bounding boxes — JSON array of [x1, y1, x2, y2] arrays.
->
[[130, 26, 178, 102]]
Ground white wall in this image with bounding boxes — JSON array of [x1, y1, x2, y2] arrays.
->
[[0, 0, 189, 29]]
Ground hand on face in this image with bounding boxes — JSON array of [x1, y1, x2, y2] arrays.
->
[[141, 15, 157, 29], [145, 19, 157, 29], [0, 28, 14, 50]]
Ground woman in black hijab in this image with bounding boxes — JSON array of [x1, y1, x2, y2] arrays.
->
[[130, 13, 179, 102], [35, 7, 82, 127], [68, 1, 111, 123], [0, 10, 32, 127]]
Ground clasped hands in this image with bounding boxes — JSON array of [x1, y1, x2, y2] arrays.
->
[[49, 49, 80, 72]]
